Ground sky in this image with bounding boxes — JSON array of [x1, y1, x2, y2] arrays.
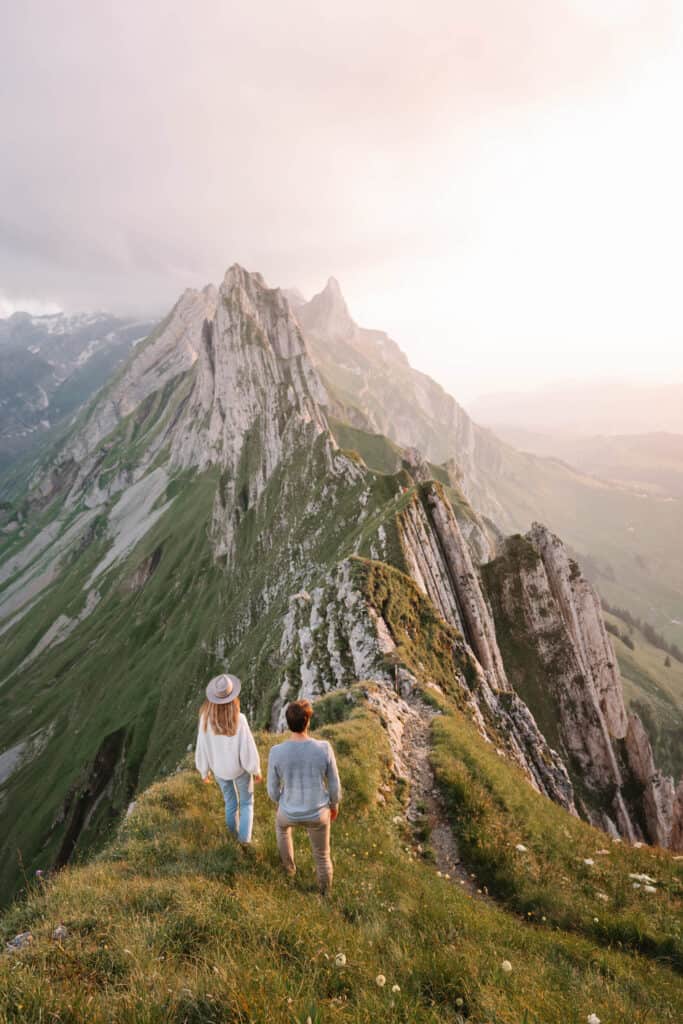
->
[[1, 0, 682, 404]]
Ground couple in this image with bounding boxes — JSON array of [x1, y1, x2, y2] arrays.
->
[[194, 673, 341, 895]]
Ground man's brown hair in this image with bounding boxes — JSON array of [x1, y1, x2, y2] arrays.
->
[[285, 699, 313, 733]]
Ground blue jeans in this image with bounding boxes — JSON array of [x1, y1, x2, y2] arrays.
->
[[216, 772, 254, 843]]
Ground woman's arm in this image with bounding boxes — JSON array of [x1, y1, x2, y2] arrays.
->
[[238, 717, 262, 777], [194, 724, 210, 779]]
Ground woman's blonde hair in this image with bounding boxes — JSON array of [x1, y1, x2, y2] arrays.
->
[[200, 697, 240, 736]]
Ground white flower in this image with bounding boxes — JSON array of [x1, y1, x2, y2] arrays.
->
[[455, 997, 464, 1007], [633, 841, 644, 848], [334, 953, 347, 967], [629, 873, 656, 884], [595, 849, 610, 856], [632, 882, 641, 889], [643, 884, 657, 894], [501, 960, 513, 974], [597, 892, 609, 902], [593, 917, 599, 923], [391, 984, 401, 993], [515, 844, 528, 852], [376, 974, 386, 987], [583, 858, 594, 866], [587, 1015, 601, 1024]]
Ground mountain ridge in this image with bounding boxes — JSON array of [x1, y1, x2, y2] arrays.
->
[[0, 264, 681, 912]]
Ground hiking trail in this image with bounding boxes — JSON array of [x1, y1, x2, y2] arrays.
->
[[365, 685, 479, 895]]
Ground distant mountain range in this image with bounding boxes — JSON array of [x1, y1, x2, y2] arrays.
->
[[0, 310, 156, 491]]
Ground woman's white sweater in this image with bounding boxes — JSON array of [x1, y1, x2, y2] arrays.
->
[[195, 713, 261, 780]]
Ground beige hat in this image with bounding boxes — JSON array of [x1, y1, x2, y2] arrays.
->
[[205, 673, 241, 704]]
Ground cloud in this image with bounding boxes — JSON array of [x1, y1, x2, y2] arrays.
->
[[0, 1, 680, 397]]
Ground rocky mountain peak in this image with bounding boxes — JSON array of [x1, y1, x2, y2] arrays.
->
[[172, 265, 329, 478], [296, 275, 355, 343]]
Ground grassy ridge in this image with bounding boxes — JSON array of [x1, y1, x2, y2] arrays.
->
[[1, 695, 682, 1023], [430, 696, 683, 970]]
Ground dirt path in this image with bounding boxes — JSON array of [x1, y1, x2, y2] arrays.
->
[[366, 685, 478, 894]]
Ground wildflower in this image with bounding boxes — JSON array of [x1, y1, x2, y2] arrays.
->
[[643, 884, 657, 894], [583, 858, 594, 866], [593, 917, 599, 924], [587, 1015, 601, 1024], [501, 960, 513, 974], [335, 953, 347, 967], [596, 892, 609, 902], [629, 873, 656, 884], [391, 984, 401, 993], [35, 869, 43, 878], [515, 844, 528, 852], [455, 997, 464, 1007], [376, 974, 386, 987], [632, 882, 641, 889]]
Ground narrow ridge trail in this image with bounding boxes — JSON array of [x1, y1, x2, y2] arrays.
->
[[365, 685, 479, 895]]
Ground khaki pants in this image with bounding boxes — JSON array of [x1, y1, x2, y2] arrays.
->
[[275, 807, 333, 894]]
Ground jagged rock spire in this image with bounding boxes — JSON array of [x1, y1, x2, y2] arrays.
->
[[296, 275, 355, 343]]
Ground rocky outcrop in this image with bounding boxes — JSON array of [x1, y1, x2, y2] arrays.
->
[[483, 523, 683, 848], [170, 267, 329, 556], [278, 557, 576, 813], [397, 483, 508, 692], [272, 561, 394, 727]]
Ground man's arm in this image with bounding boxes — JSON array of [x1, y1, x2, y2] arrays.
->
[[266, 751, 281, 804], [326, 742, 341, 812]]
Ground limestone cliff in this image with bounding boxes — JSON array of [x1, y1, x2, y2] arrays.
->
[[397, 483, 508, 691], [483, 523, 683, 849]]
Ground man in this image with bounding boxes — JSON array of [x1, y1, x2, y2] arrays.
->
[[267, 699, 341, 895]]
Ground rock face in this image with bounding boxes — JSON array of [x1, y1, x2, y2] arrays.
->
[[483, 523, 683, 848], [278, 556, 576, 813], [397, 483, 508, 691], [172, 267, 329, 556], [272, 561, 394, 728]]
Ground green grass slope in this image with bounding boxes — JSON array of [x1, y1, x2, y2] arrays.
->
[[1, 692, 681, 1024]]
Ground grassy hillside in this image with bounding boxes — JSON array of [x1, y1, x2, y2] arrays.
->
[[2, 690, 681, 1024]]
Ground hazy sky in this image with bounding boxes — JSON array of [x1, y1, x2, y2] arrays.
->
[[1, 1, 682, 402]]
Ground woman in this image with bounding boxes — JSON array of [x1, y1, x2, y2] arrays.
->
[[195, 673, 262, 845]]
